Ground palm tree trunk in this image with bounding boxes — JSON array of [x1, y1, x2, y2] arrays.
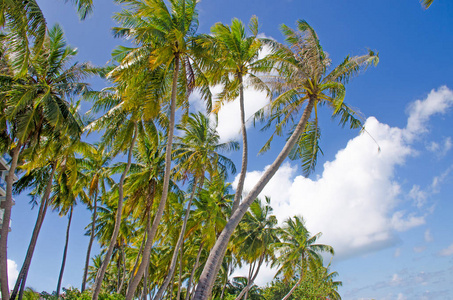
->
[[141, 263, 149, 300], [92, 124, 138, 300], [56, 206, 73, 297], [11, 163, 57, 300], [231, 76, 247, 215], [185, 240, 203, 300], [126, 55, 180, 300], [82, 190, 97, 292], [118, 243, 127, 293], [154, 177, 198, 300], [0, 143, 21, 300], [176, 244, 183, 300], [234, 255, 264, 300], [193, 97, 315, 300], [281, 275, 303, 300]]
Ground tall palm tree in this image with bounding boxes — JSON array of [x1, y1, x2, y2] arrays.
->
[[78, 144, 114, 292], [193, 20, 378, 300], [0, 24, 91, 300], [198, 16, 272, 214], [233, 197, 278, 300], [153, 112, 237, 300], [273, 216, 333, 300], [110, 1, 203, 298]]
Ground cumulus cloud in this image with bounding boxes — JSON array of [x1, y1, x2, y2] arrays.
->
[[438, 243, 453, 256], [8, 259, 19, 288], [233, 86, 453, 261], [427, 137, 452, 157]]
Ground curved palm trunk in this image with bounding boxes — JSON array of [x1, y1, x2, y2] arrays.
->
[[282, 270, 304, 300], [185, 240, 204, 300], [176, 244, 183, 300], [11, 163, 57, 300], [126, 56, 180, 300], [234, 255, 264, 300], [0, 144, 21, 300], [56, 206, 73, 297], [231, 76, 247, 215], [82, 190, 97, 291], [92, 124, 138, 300], [154, 177, 197, 300], [193, 97, 315, 300]]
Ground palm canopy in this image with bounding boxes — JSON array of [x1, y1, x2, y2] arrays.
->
[[197, 16, 272, 111], [1, 24, 93, 147], [273, 216, 334, 282], [257, 20, 378, 176], [173, 112, 238, 182]]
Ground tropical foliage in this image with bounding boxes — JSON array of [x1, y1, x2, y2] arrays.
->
[[0, 0, 383, 299]]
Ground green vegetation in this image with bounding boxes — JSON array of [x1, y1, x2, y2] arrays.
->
[[0, 0, 383, 299]]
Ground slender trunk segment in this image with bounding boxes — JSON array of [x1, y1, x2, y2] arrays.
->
[[0, 144, 20, 300], [92, 124, 138, 300], [11, 163, 57, 300], [185, 240, 203, 300], [193, 98, 315, 300], [154, 177, 198, 300], [234, 255, 264, 300], [56, 207, 73, 297], [232, 76, 247, 215], [126, 55, 180, 300], [82, 190, 97, 292]]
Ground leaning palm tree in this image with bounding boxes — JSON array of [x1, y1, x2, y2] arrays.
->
[[0, 24, 91, 300], [273, 216, 334, 300], [198, 16, 272, 214], [193, 20, 378, 300]]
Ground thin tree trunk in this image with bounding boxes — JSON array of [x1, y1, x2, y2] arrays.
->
[[193, 97, 315, 300], [11, 163, 57, 300], [118, 243, 127, 293], [281, 274, 303, 300], [0, 143, 20, 300], [185, 241, 203, 300], [92, 124, 138, 300], [129, 221, 147, 288], [126, 55, 180, 300], [231, 77, 247, 215], [82, 190, 97, 292], [234, 255, 264, 300], [141, 262, 148, 300], [154, 177, 198, 300], [176, 244, 183, 300], [56, 206, 73, 297]]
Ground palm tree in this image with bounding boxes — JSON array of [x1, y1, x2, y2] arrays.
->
[[0, 24, 91, 300], [273, 216, 333, 300], [193, 20, 378, 300], [153, 112, 237, 300], [233, 197, 278, 300], [110, 1, 203, 298], [78, 144, 114, 292], [198, 16, 272, 214]]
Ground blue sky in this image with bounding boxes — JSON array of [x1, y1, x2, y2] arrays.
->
[[7, 0, 453, 299]]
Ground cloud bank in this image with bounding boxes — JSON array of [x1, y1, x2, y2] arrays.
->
[[233, 86, 453, 261]]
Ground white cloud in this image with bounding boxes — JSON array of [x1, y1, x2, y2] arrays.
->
[[409, 185, 427, 208], [426, 137, 452, 157], [413, 246, 426, 253], [397, 293, 408, 300], [394, 248, 401, 257], [438, 243, 453, 256], [8, 259, 19, 288], [405, 86, 453, 139], [391, 273, 402, 286], [233, 86, 453, 262], [424, 229, 433, 242]]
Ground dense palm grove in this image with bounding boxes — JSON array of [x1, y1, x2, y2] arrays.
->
[[0, 0, 403, 299]]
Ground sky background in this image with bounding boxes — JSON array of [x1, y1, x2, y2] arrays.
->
[[6, 0, 453, 299]]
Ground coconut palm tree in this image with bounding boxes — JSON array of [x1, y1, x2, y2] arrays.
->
[[193, 20, 378, 300], [198, 16, 272, 214], [78, 144, 114, 292], [273, 216, 333, 300], [153, 112, 237, 300], [0, 23, 92, 300], [110, 1, 204, 298], [233, 197, 278, 300]]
